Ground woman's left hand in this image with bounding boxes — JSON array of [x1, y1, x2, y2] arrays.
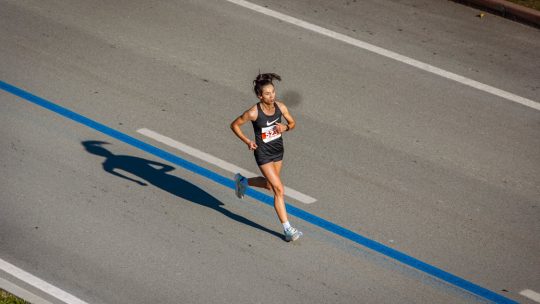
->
[[276, 123, 288, 134]]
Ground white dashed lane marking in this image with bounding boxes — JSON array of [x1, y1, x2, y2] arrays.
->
[[137, 128, 317, 204], [520, 289, 540, 303]]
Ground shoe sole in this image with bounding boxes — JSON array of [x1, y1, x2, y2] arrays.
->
[[286, 232, 302, 242], [234, 174, 240, 198], [234, 174, 243, 199]]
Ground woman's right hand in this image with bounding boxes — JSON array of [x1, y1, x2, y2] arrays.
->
[[247, 141, 258, 150]]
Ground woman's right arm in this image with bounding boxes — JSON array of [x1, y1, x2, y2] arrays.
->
[[230, 107, 258, 150]]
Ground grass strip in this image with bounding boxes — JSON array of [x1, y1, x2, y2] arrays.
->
[[506, 0, 540, 10], [0, 289, 31, 304]]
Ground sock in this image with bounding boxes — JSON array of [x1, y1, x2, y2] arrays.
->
[[282, 221, 291, 231]]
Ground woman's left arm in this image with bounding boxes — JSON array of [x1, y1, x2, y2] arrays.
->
[[277, 101, 295, 133]]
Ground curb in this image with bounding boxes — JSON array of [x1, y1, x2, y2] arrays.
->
[[454, 0, 540, 28]]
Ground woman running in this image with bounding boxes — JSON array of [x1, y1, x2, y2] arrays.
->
[[230, 73, 303, 242]]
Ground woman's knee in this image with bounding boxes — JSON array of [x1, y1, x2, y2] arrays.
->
[[271, 183, 284, 197]]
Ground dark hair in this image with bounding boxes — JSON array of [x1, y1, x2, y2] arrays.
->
[[253, 73, 281, 96]]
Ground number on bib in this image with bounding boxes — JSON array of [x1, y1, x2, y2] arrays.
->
[[261, 125, 281, 143]]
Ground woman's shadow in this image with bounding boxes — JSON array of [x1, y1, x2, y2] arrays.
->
[[82, 140, 282, 239]]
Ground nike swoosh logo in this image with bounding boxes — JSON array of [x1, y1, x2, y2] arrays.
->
[[266, 118, 279, 126]]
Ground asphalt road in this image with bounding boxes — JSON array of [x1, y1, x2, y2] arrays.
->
[[1, 0, 539, 303]]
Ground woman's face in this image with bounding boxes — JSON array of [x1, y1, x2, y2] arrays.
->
[[258, 84, 276, 105]]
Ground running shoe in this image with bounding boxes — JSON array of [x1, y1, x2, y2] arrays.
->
[[234, 173, 247, 198], [284, 226, 303, 242]]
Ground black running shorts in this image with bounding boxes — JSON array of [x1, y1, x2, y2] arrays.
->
[[254, 149, 284, 166]]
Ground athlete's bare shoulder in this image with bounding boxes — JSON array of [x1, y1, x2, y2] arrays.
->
[[275, 100, 289, 114], [245, 103, 259, 121]]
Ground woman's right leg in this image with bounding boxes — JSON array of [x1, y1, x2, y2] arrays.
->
[[248, 161, 282, 190], [247, 176, 271, 190]]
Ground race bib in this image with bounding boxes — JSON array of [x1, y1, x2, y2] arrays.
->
[[261, 125, 281, 143]]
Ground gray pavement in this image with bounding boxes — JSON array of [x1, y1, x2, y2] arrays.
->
[[1, 0, 539, 303]]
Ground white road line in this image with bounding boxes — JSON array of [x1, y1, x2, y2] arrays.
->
[[137, 128, 317, 204], [226, 0, 540, 111], [521, 289, 540, 303], [0, 258, 89, 304]]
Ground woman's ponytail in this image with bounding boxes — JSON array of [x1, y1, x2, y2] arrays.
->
[[253, 72, 281, 96]]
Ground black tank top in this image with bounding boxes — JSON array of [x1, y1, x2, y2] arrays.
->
[[252, 102, 284, 156]]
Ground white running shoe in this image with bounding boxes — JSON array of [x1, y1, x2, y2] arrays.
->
[[234, 173, 247, 198], [284, 226, 303, 242]]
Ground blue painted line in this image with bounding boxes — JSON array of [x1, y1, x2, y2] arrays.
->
[[1, 80, 516, 304]]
